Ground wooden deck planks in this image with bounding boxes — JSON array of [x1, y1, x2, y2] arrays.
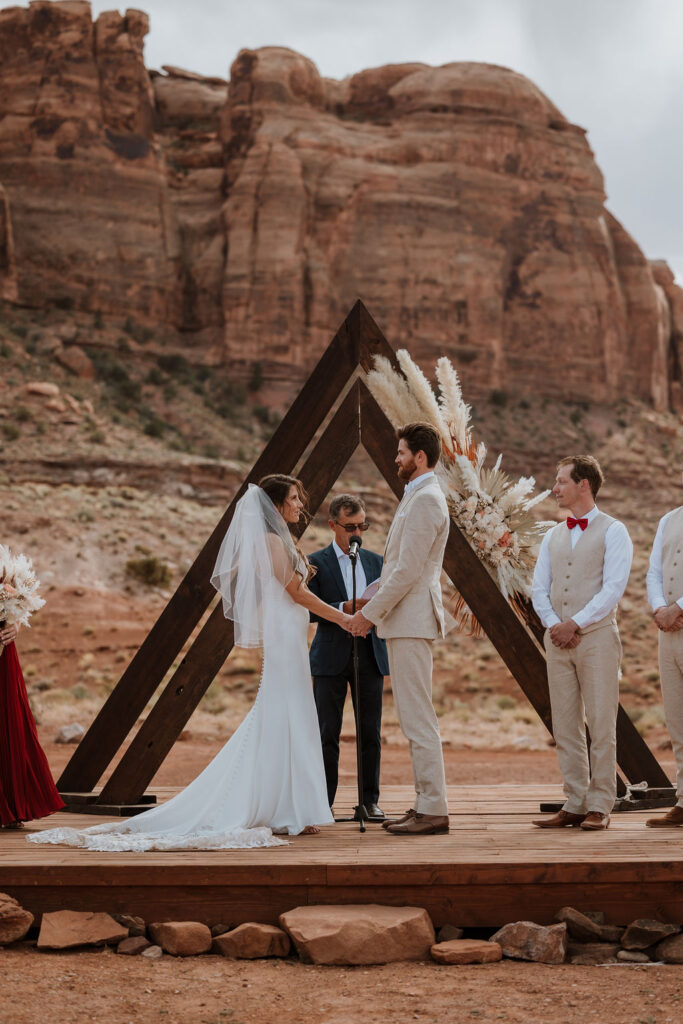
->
[[3, 785, 683, 927]]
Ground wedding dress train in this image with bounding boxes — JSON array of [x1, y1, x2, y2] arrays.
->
[[28, 486, 333, 852]]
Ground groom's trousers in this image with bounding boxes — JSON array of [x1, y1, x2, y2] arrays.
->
[[387, 636, 448, 816]]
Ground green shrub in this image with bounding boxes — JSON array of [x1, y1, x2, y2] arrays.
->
[[158, 353, 190, 376], [125, 556, 172, 587], [146, 368, 164, 386], [0, 341, 10, 358], [1, 423, 20, 441], [490, 389, 508, 408], [15, 406, 32, 423], [143, 418, 165, 438], [248, 361, 264, 392], [93, 310, 104, 329], [253, 404, 271, 424]]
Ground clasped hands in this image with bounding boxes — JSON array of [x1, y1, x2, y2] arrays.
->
[[339, 599, 373, 638], [549, 619, 581, 649], [653, 603, 683, 633]]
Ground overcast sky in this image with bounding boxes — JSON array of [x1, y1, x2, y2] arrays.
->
[[40, 2, 683, 280]]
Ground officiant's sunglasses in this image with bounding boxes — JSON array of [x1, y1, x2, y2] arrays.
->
[[334, 521, 371, 532]]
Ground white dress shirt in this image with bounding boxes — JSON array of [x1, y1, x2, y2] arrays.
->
[[531, 505, 633, 629], [333, 539, 367, 610], [403, 470, 436, 495], [646, 510, 683, 611]]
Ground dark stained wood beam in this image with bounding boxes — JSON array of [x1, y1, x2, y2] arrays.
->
[[96, 383, 363, 805], [58, 303, 365, 794]]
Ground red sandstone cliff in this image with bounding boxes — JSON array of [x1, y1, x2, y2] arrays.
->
[[0, 2, 681, 411]]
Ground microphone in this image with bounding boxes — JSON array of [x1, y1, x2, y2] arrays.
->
[[348, 534, 363, 560]]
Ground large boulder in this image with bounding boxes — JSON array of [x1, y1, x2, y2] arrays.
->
[[37, 911, 128, 950], [0, 893, 34, 945], [490, 921, 567, 964], [279, 905, 435, 965], [212, 922, 290, 959], [148, 921, 212, 957]]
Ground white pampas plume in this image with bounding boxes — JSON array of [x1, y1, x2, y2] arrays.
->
[[396, 350, 450, 447], [436, 357, 471, 452]]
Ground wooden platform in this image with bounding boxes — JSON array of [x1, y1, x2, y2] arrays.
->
[[3, 785, 683, 928]]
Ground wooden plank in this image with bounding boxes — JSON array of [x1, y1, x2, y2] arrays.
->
[[58, 304, 363, 795], [357, 380, 670, 788], [96, 383, 363, 805]]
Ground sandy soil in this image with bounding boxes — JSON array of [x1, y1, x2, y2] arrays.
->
[[2, 946, 681, 1024]]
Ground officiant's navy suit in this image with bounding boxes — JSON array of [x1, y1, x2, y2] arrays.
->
[[308, 543, 389, 809]]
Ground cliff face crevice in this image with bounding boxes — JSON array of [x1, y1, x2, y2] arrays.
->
[[0, 4, 681, 410]]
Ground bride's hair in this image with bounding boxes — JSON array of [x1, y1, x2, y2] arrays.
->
[[258, 474, 315, 581]]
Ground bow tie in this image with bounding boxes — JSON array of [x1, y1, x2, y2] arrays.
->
[[566, 517, 588, 531]]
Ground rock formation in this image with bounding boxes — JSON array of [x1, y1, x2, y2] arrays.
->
[[0, 2, 681, 410]]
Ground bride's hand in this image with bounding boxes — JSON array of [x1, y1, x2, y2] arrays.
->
[[339, 613, 355, 633]]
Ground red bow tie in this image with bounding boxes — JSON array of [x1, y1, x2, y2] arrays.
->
[[566, 517, 588, 531]]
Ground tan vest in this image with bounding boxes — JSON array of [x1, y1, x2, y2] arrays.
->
[[662, 506, 683, 604], [548, 512, 617, 633]]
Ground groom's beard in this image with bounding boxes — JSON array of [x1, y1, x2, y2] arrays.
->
[[397, 459, 418, 481]]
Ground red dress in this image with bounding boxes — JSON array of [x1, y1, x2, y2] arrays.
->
[[0, 641, 65, 825]]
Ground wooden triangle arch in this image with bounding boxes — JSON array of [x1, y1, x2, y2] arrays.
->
[[58, 300, 670, 813]]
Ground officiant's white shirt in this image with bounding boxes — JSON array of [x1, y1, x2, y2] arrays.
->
[[532, 505, 632, 629], [333, 539, 367, 610]]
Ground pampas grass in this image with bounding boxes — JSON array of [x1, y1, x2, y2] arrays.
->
[[366, 350, 552, 627]]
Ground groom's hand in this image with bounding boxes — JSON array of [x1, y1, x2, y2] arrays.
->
[[349, 610, 372, 637], [342, 598, 369, 615]]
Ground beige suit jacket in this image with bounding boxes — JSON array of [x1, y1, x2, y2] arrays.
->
[[363, 474, 453, 640]]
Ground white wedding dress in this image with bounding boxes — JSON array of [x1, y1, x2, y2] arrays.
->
[[28, 486, 333, 852]]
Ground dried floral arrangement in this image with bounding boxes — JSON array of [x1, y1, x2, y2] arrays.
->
[[0, 546, 45, 654], [366, 350, 553, 632]]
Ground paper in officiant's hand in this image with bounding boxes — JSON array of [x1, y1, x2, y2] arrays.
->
[[360, 579, 380, 600]]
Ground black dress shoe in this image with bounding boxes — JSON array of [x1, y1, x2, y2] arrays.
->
[[352, 804, 385, 822]]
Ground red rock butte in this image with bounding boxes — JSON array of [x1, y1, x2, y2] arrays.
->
[[0, 1, 681, 409]]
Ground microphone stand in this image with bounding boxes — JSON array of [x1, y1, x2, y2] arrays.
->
[[349, 538, 368, 834]]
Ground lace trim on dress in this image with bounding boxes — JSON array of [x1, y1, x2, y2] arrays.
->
[[27, 825, 287, 852]]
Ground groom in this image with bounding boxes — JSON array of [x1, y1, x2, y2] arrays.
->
[[349, 422, 452, 835]]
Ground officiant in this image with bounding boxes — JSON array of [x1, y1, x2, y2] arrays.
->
[[308, 493, 388, 821]]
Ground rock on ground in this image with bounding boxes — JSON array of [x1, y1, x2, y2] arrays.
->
[[617, 949, 651, 963], [554, 907, 603, 942], [431, 939, 502, 965], [490, 921, 567, 964], [279, 905, 435, 966], [117, 936, 151, 956], [655, 933, 683, 964], [621, 919, 680, 951], [37, 911, 128, 950], [113, 914, 146, 937], [212, 923, 290, 959], [437, 924, 464, 942], [140, 944, 163, 960], [148, 921, 212, 957], [54, 723, 85, 744], [567, 941, 621, 965], [0, 893, 34, 945]]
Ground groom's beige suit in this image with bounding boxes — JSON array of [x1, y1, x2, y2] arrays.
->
[[362, 473, 452, 815]]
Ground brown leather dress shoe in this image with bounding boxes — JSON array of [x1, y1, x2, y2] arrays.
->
[[386, 813, 449, 836], [646, 805, 683, 827], [531, 810, 586, 828], [382, 808, 417, 830], [580, 811, 610, 830]]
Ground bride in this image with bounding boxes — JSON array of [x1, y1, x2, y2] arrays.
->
[[28, 475, 355, 851]]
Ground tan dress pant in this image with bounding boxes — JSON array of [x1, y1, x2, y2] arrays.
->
[[544, 624, 621, 816], [387, 637, 448, 816], [659, 629, 683, 806]]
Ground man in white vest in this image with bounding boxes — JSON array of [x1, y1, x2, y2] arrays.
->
[[645, 490, 683, 827], [531, 455, 633, 830], [348, 422, 452, 835]]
